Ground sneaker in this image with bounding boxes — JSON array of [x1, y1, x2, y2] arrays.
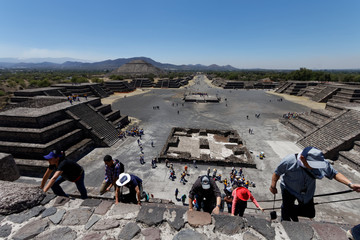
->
[[347, 230, 353, 240]]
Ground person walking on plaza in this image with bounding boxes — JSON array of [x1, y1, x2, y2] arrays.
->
[[181, 194, 187, 205], [231, 186, 264, 217], [115, 173, 144, 205], [99, 155, 124, 195], [41, 150, 87, 199], [175, 188, 179, 199], [269, 146, 360, 221], [188, 175, 222, 214]]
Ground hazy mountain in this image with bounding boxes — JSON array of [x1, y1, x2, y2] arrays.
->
[[0, 57, 239, 71]]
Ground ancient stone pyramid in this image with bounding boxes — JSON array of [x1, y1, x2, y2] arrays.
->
[[110, 59, 163, 75]]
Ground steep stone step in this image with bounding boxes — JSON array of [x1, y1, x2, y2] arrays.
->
[[338, 150, 360, 171]]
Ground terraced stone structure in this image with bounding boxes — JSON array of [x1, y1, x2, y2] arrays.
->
[[0, 96, 129, 177], [159, 127, 255, 167]]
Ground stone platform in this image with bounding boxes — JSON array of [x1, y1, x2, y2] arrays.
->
[[159, 128, 255, 168]]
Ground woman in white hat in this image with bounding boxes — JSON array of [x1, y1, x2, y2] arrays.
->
[[115, 173, 143, 205]]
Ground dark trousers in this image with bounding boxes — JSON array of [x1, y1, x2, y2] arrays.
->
[[281, 189, 315, 221], [195, 195, 216, 213], [234, 200, 247, 217], [52, 172, 87, 199]]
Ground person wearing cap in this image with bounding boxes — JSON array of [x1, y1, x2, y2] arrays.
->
[[115, 173, 143, 205], [41, 150, 87, 199], [188, 175, 222, 214], [99, 155, 124, 195], [269, 146, 360, 221], [231, 186, 264, 217]]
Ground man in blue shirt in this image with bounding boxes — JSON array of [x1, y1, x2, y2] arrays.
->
[[270, 146, 360, 221], [100, 155, 124, 195]]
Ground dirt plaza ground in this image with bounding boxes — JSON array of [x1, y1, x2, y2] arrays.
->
[[19, 75, 360, 225]]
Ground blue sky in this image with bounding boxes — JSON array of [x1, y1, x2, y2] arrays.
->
[[1, 0, 359, 69]]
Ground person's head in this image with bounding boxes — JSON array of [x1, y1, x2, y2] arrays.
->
[[200, 175, 211, 190], [104, 155, 114, 167], [236, 187, 250, 201], [300, 146, 327, 169], [44, 150, 62, 165], [116, 173, 131, 187]]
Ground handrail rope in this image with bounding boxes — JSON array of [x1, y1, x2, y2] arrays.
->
[[256, 189, 354, 203]]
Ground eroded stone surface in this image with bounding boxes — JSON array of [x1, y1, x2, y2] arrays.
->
[[34, 226, 77, 240], [311, 223, 347, 240], [8, 205, 45, 223], [136, 205, 166, 226], [82, 232, 106, 240], [109, 203, 140, 219], [243, 231, 261, 240], [92, 218, 120, 231], [118, 222, 141, 240], [94, 200, 113, 215], [40, 194, 56, 205], [0, 180, 45, 215], [62, 208, 93, 226], [0, 223, 12, 238], [246, 216, 275, 240], [12, 219, 48, 240], [164, 208, 187, 231], [187, 210, 211, 227], [142, 227, 161, 240], [81, 198, 102, 207], [53, 196, 70, 207], [41, 207, 57, 218], [172, 229, 207, 240], [0, 153, 20, 181], [49, 209, 66, 225], [282, 221, 314, 240], [85, 215, 100, 230], [213, 214, 247, 235]]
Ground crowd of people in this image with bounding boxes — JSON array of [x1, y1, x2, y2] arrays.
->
[[282, 111, 308, 119]]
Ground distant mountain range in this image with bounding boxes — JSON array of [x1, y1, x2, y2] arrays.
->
[[0, 57, 239, 71]]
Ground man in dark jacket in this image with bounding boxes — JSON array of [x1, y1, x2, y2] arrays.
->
[[41, 150, 87, 199], [188, 175, 222, 214]]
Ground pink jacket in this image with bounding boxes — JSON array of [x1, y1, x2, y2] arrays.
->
[[231, 187, 260, 215]]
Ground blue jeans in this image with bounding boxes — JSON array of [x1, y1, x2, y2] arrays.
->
[[51, 172, 87, 199]]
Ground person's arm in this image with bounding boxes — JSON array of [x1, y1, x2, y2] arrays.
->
[[188, 197, 194, 211], [43, 171, 62, 193], [231, 191, 238, 216], [250, 194, 264, 212], [115, 186, 120, 204], [40, 168, 53, 189], [269, 173, 280, 194], [212, 196, 222, 214], [334, 173, 360, 192], [135, 185, 141, 205]]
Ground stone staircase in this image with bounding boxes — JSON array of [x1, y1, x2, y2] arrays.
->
[[337, 141, 360, 171], [275, 82, 292, 93], [328, 87, 360, 103], [103, 80, 135, 93], [89, 85, 109, 98], [66, 104, 119, 147], [297, 109, 360, 159], [311, 86, 340, 103]]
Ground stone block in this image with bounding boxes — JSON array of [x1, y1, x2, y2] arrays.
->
[[187, 210, 211, 227], [164, 208, 187, 231], [40, 193, 56, 205], [41, 207, 57, 218], [0, 180, 45, 215], [82, 232, 106, 240], [200, 154, 210, 161], [173, 229, 207, 240], [8, 205, 45, 223], [118, 222, 141, 240], [53, 196, 70, 207], [92, 218, 120, 231], [49, 209, 65, 225], [108, 203, 140, 219], [136, 205, 166, 226], [245, 216, 275, 240], [80, 198, 102, 207], [62, 208, 93, 226], [213, 214, 246, 235], [311, 223, 347, 240], [12, 219, 48, 240], [282, 221, 314, 240], [0, 223, 12, 238], [34, 226, 77, 240], [94, 200, 113, 215], [0, 153, 20, 181], [85, 215, 100, 230], [243, 231, 262, 240], [142, 227, 161, 240]]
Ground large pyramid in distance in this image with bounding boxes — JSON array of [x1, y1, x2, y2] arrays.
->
[[110, 59, 163, 75]]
